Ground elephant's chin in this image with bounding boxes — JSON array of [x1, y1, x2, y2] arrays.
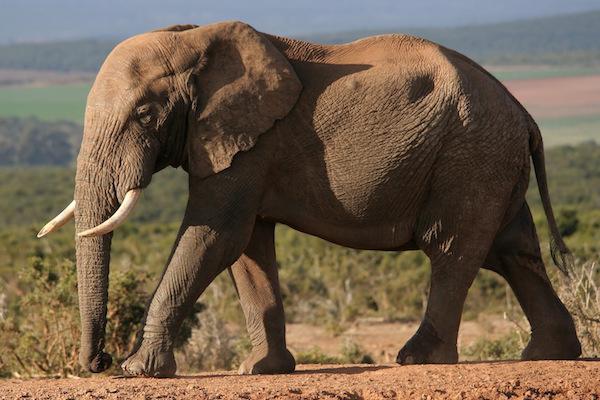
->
[[83, 351, 113, 373]]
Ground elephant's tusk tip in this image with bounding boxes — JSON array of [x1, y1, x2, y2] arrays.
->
[[37, 200, 76, 238], [77, 230, 96, 238], [37, 224, 53, 238]]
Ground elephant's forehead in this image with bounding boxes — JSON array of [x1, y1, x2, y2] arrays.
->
[[88, 71, 139, 106], [110, 33, 164, 62], [97, 35, 175, 90]]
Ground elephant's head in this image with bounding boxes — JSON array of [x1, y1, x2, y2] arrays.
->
[[37, 21, 301, 372]]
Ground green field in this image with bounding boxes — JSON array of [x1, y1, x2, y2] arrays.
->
[[0, 83, 90, 123], [538, 114, 600, 147]]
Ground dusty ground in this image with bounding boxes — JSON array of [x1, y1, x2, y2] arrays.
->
[[2, 361, 599, 399]]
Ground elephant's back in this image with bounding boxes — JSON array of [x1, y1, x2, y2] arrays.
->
[[269, 32, 455, 69]]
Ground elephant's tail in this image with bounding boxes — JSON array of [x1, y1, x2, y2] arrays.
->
[[529, 119, 573, 275]]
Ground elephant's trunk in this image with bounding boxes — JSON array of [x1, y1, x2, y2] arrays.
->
[[74, 175, 116, 372], [72, 106, 152, 372]]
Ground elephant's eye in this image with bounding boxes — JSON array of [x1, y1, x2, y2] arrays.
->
[[136, 105, 153, 126]]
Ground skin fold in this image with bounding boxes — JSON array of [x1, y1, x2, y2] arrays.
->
[[42, 21, 580, 377]]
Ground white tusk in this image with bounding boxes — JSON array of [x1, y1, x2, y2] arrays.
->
[[37, 200, 76, 238], [77, 189, 142, 237]]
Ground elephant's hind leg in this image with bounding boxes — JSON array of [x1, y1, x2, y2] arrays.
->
[[484, 203, 581, 360], [398, 189, 507, 365], [229, 220, 295, 375]]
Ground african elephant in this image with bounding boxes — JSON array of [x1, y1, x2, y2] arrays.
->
[[38, 21, 581, 377]]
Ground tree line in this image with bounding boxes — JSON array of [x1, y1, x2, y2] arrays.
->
[[1, 11, 599, 73]]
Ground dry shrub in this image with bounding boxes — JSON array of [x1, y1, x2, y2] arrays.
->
[[557, 259, 600, 356], [0, 256, 198, 377], [176, 307, 251, 372], [0, 257, 82, 377]]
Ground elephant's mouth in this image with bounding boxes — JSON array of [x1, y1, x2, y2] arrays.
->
[[78, 188, 142, 237]]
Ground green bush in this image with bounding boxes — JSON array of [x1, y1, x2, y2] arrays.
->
[[295, 340, 374, 365], [295, 347, 341, 365], [0, 257, 82, 377], [0, 256, 200, 377], [340, 340, 375, 364], [557, 208, 580, 237], [461, 331, 528, 361]]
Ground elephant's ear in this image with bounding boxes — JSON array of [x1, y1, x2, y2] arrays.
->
[[182, 21, 302, 178]]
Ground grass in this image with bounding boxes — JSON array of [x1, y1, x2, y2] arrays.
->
[[0, 83, 89, 123], [538, 115, 600, 147], [295, 341, 375, 365], [460, 332, 527, 361]]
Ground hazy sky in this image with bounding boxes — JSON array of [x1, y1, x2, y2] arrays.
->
[[1, 0, 600, 43]]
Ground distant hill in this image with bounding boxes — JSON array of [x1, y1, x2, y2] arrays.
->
[[2, 0, 600, 43], [0, 117, 81, 166], [0, 10, 599, 73], [310, 10, 600, 65], [0, 39, 116, 73]]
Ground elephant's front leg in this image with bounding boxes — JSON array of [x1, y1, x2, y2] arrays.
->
[[230, 220, 295, 375], [122, 176, 259, 377]]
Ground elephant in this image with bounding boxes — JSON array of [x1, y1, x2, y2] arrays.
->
[[38, 21, 581, 377]]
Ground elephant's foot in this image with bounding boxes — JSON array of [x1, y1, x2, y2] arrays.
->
[[80, 350, 113, 373], [396, 320, 458, 365], [121, 339, 176, 377], [238, 347, 295, 375], [521, 329, 581, 360]]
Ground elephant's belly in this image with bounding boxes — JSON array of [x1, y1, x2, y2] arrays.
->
[[259, 184, 419, 250], [260, 156, 429, 250], [272, 211, 419, 251]]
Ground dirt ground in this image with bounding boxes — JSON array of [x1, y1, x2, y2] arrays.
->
[[2, 361, 599, 399], [286, 317, 514, 363], [504, 74, 600, 119]]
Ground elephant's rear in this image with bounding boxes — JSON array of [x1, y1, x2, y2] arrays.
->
[[439, 47, 571, 271]]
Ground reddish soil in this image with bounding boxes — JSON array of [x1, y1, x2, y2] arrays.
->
[[286, 318, 514, 363], [2, 361, 599, 399], [0, 69, 94, 87], [504, 75, 600, 119]]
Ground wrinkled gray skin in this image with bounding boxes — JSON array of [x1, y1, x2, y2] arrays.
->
[[56, 21, 581, 377]]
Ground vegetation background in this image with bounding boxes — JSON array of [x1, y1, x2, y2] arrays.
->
[[0, 2, 599, 377]]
